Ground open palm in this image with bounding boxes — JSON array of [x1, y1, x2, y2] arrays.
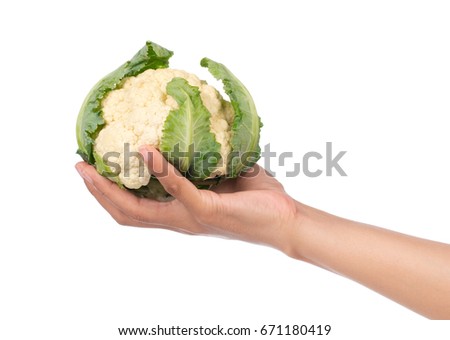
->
[[76, 146, 297, 251]]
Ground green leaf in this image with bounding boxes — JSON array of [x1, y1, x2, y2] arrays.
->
[[200, 58, 261, 177], [160, 77, 221, 179], [93, 152, 123, 188], [76, 41, 173, 164]]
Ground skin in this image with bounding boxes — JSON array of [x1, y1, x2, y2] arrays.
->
[[76, 146, 450, 319]]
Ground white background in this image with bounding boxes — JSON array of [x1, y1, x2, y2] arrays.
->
[[1, 0, 449, 338]]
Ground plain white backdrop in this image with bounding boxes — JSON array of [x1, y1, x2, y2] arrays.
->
[[1, 0, 449, 338]]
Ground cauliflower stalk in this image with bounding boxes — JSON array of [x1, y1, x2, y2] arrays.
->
[[76, 41, 262, 201]]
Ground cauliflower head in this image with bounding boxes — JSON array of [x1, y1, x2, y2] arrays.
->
[[95, 68, 234, 189], [76, 41, 261, 201]]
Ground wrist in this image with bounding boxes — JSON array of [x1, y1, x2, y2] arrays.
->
[[283, 201, 330, 263], [280, 201, 311, 260]]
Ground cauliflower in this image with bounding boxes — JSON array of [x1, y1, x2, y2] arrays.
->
[[76, 41, 262, 201], [95, 68, 234, 189]]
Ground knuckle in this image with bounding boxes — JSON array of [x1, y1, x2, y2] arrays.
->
[[164, 182, 180, 196], [126, 211, 144, 224], [113, 214, 129, 226]]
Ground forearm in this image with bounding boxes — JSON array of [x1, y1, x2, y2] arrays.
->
[[289, 202, 450, 319]]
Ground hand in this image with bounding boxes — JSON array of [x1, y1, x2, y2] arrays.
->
[[75, 146, 299, 253], [75, 147, 450, 318]]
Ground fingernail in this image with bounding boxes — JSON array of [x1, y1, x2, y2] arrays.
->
[[139, 146, 155, 162], [139, 147, 148, 162], [139, 145, 148, 154]]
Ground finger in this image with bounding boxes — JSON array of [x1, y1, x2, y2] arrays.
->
[[209, 165, 270, 194], [236, 164, 285, 191], [75, 162, 171, 223], [210, 178, 237, 193], [240, 164, 271, 179], [81, 178, 140, 227], [76, 162, 147, 226], [81, 177, 196, 234], [139, 146, 206, 211]]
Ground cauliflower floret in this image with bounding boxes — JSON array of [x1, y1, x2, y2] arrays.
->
[[94, 68, 233, 189]]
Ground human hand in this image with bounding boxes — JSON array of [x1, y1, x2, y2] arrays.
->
[[76, 147, 450, 318], [75, 146, 299, 253]]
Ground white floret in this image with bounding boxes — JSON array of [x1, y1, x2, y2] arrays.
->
[[94, 68, 233, 189]]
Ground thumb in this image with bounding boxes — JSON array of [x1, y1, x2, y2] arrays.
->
[[139, 146, 204, 210]]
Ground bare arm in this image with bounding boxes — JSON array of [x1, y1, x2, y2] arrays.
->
[[292, 203, 450, 319], [76, 146, 450, 319]]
